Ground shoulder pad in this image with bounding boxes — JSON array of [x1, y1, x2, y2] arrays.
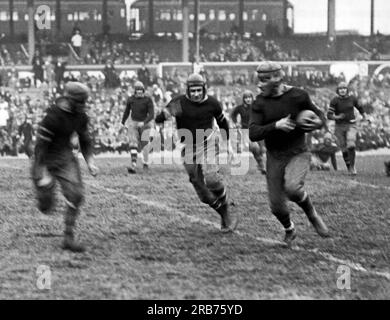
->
[[56, 97, 72, 113]]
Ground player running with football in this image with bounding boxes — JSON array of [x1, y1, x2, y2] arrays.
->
[[231, 90, 266, 174], [249, 61, 330, 246], [32, 82, 99, 252], [121, 81, 155, 173], [155, 73, 239, 232], [327, 82, 367, 175]]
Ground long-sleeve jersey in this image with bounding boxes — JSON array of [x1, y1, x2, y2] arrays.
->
[[249, 87, 325, 156], [34, 97, 93, 165], [327, 95, 365, 124], [155, 94, 230, 144], [121, 95, 154, 124], [231, 104, 251, 129]]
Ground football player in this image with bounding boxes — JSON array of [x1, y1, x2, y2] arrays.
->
[[249, 61, 330, 246], [327, 82, 367, 175], [231, 90, 266, 174], [32, 81, 99, 252], [121, 81, 155, 173], [310, 132, 339, 171], [155, 73, 239, 232]]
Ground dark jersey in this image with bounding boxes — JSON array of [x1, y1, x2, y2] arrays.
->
[[155, 95, 230, 144], [35, 97, 93, 164], [231, 104, 251, 129], [328, 95, 364, 124], [249, 87, 325, 156], [121, 95, 154, 124]]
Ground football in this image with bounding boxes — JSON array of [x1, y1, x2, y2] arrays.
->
[[296, 110, 322, 131]]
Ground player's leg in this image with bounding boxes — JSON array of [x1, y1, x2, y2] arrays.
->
[[31, 161, 56, 214], [127, 120, 139, 173], [335, 124, 349, 170], [204, 138, 239, 232], [346, 124, 358, 175], [56, 156, 85, 252], [266, 152, 295, 244], [249, 140, 266, 174], [284, 152, 330, 238], [139, 121, 153, 170]]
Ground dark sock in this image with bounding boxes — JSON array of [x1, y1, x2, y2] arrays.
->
[[342, 151, 350, 169], [348, 147, 356, 168], [297, 194, 316, 218]]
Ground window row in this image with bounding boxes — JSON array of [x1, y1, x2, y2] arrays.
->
[[156, 9, 267, 22], [0, 9, 125, 22]]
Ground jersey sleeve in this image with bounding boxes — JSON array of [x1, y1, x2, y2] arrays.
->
[[213, 98, 230, 140]]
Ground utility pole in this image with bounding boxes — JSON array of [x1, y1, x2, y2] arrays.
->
[[27, 0, 35, 64], [194, 0, 200, 62], [182, 0, 189, 62]]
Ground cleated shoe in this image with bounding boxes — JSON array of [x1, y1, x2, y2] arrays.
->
[[62, 236, 86, 253], [283, 228, 297, 247], [349, 165, 357, 176], [307, 213, 330, 238], [127, 166, 136, 174], [218, 204, 239, 233]]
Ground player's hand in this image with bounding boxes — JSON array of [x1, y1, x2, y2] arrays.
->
[[334, 113, 345, 120], [299, 118, 322, 131], [276, 114, 296, 132], [87, 161, 99, 177]]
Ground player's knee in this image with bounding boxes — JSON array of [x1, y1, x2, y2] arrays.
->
[[66, 190, 84, 209], [37, 193, 55, 214], [284, 182, 304, 202]]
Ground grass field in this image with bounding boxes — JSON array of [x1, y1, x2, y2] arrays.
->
[[0, 153, 389, 300]]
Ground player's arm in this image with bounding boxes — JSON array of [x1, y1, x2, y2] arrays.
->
[[34, 111, 57, 166], [77, 115, 98, 176], [214, 101, 230, 141], [121, 98, 132, 125], [302, 92, 327, 131], [144, 98, 155, 124], [353, 96, 367, 120], [230, 106, 239, 127], [327, 98, 344, 121], [249, 105, 280, 142], [330, 152, 338, 171], [155, 97, 179, 124]]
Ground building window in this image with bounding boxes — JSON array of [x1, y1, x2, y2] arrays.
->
[[67, 13, 73, 21], [160, 9, 171, 21], [243, 12, 248, 21], [251, 10, 258, 21], [229, 13, 236, 21], [12, 12, 18, 21], [262, 13, 267, 21], [189, 14, 194, 21], [199, 13, 206, 21], [173, 9, 182, 20], [218, 10, 226, 21], [79, 12, 90, 21], [209, 10, 215, 20], [120, 8, 125, 18], [0, 11, 7, 21], [24, 14, 28, 21]]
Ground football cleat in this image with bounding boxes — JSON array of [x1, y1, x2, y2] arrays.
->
[[283, 228, 297, 247], [218, 204, 239, 233], [62, 235, 86, 253]]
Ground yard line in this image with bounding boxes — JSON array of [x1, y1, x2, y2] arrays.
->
[[2, 161, 390, 281], [86, 180, 390, 281]]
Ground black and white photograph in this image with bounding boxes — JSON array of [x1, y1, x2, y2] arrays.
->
[[0, 0, 389, 302]]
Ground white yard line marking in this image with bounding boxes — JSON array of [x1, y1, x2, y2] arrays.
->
[[2, 162, 390, 281]]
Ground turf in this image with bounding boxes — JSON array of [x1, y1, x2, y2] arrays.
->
[[0, 154, 389, 299]]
